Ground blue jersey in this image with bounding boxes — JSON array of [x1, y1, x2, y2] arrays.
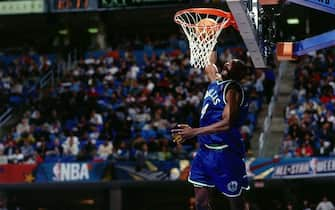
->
[[198, 80, 248, 155]]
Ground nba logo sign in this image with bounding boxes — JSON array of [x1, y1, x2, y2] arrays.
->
[[227, 181, 238, 192], [52, 163, 90, 181]]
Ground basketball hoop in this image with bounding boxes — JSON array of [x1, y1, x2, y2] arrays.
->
[[174, 8, 236, 69]]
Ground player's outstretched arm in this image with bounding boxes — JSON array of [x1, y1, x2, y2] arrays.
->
[[205, 51, 220, 82], [171, 87, 241, 141], [205, 63, 219, 82], [209, 50, 217, 64]]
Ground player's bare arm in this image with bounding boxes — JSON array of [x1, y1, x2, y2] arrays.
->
[[205, 64, 218, 82], [205, 51, 221, 82], [171, 87, 241, 141]]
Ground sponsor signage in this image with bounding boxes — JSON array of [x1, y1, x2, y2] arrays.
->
[[248, 157, 335, 180], [52, 163, 90, 181], [35, 162, 107, 182], [272, 158, 335, 178], [1, 158, 335, 184]]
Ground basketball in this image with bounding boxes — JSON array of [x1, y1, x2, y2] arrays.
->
[[174, 9, 228, 68], [195, 18, 217, 40]]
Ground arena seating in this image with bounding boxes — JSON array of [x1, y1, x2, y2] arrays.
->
[[281, 47, 335, 157], [0, 53, 55, 116], [0, 37, 273, 164]]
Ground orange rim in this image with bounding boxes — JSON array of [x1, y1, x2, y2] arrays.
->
[[174, 8, 234, 29]]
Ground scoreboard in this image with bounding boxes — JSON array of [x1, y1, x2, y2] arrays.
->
[[50, 0, 191, 12], [0, 0, 44, 15], [50, 0, 95, 12], [100, 0, 190, 8]]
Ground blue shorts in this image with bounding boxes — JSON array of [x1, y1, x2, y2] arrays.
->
[[188, 144, 249, 197]]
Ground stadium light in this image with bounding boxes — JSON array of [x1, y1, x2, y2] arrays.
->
[[58, 29, 68, 35], [287, 18, 300, 25], [88, 28, 99, 34], [80, 199, 95, 205]]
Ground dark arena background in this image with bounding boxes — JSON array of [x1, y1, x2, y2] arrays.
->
[[0, 0, 335, 210]]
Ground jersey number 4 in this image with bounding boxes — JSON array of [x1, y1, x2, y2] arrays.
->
[[200, 103, 209, 119]]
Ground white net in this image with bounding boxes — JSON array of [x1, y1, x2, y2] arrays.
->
[[175, 9, 230, 69]]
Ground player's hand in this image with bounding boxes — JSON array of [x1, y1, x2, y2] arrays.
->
[[171, 124, 189, 144], [171, 133, 185, 144], [171, 124, 196, 143]]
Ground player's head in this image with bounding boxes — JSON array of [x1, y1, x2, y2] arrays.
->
[[222, 59, 247, 81]]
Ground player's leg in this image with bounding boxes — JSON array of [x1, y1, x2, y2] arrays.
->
[[189, 150, 215, 210], [210, 149, 249, 210], [228, 196, 245, 210], [194, 187, 213, 210]]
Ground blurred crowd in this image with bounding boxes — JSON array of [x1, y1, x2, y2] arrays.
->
[[270, 195, 335, 210], [0, 36, 275, 164], [0, 53, 53, 114], [281, 47, 335, 157]]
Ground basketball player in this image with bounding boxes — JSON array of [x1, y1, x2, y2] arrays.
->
[[172, 54, 249, 210]]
